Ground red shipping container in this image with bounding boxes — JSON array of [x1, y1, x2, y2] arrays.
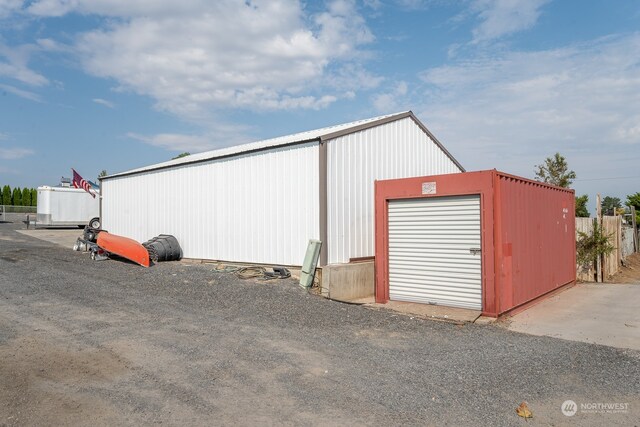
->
[[375, 170, 576, 317]]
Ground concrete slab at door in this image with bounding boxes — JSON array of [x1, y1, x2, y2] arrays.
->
[[503, 284, 640, 351]]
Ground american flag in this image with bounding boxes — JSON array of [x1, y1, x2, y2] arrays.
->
[[72, 168, 96, 198]]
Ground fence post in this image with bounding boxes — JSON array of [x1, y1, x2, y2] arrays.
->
[[632, 206, 638, 253], [596, 194, 602, 282], [617, 215, 622, 269]]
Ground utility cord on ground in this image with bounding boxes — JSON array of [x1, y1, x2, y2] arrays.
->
[[212, 264, 291, 281]]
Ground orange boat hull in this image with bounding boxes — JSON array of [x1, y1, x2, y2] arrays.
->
[[96, 232, 150, 267]]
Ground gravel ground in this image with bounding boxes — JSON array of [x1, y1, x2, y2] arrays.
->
[[0, 222, 638, 426]]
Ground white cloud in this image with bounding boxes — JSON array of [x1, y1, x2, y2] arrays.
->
[[0, 82, 43, 101], [372, 80, 408, 112], [0, 146, 34, 159], [0, 42, 49, 86], [126, 116, 258, 152], [0, 0, 23, 18], [93, 98, 115, 108], [126, 132, 216, 152], [418, 33, 640, 184], [16, 0, 378, 123], [391, 0, 435, 10], [36, 38, 70, 52], [324, 63, 384, 92], [363, 0, 382, 9], [471, 0, 550, 43]]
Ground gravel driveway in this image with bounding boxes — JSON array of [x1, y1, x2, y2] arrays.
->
[[0, 222, 638, 426]]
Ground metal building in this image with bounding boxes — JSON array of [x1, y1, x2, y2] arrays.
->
[[100, 111, 464, 266]]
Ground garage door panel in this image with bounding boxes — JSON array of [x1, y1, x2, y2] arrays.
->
[[390, 275, 481, 289], [389, 258, 480, 268], [391, 287, 481, 305], [389, 249, 479, 257], [389, 214, 479, 222], [389, 228, 480, 236], [391, 289, 481, 302], [390, 284, 481, 298], [389, 201, 479, 210], [389, 239, 480, 248], [390, 268, 480, 281], [388, 195, 482, 310], [390, 285, 481, 299]]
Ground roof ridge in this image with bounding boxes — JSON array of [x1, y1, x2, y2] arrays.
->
[[103, 110, 457, 180]]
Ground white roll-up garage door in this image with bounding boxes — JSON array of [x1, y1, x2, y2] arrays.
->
[[388, 195, 482, 310]]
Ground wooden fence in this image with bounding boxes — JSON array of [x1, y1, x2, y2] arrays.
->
[[576, 217, 595, 282], [603, 216, 622, 279], [576, 216, 637, 282]]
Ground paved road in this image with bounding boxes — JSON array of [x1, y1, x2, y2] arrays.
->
[[0, 222, 638, 426]]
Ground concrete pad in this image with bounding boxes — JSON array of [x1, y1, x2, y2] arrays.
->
[[366, 300, 481, 324], [474, 316, 497, 325], [321, 261, 374, 301], [17, 229, 81, 249], [504, 283, 640, 351], [348, 296, 375, 305]]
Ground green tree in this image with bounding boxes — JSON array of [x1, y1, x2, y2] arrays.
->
[[172, 152, 190, 160], [576, 221, 615, 270], [601, 196, 621, 216], [534, 153, 576, 188], [12, 187, 21, 206], [31, 188, 37, 207], [627, 192, 640, 225], [2, 186, 11, 205], [21, 187, 31, 206], [97, 169, 108, 182], [575, 194, 590, 217]]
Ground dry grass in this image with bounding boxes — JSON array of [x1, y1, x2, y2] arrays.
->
[[609, 252, 640, 283]]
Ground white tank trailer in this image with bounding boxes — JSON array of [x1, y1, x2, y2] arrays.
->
[[36, 186, 101, 228]]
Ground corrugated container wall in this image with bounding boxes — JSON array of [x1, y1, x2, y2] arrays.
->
[[326, 117, 462, 264], [494, 173, 576, 312], [102, 143, 320, 266]]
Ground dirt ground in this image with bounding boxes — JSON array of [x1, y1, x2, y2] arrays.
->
[[610, 252, 640, 283], [1, 222, 639, 426]]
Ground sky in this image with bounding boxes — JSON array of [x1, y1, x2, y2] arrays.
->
[[0, 0, 638, 213]]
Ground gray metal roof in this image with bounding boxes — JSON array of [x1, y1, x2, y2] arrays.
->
[[103, 111, 463, 179]]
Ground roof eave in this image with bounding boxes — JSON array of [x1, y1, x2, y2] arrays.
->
[[101, 136, 323, 181]]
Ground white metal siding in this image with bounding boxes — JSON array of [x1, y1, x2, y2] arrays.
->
[[326, 117, 462, 264], [102, 142, 319, 265], [388, 195, 482, 310]]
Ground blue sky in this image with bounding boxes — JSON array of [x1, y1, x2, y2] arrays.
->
[[0, 0, 639, 212]]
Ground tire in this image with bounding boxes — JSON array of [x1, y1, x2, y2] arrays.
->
[[89, 217, 101, 229]]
